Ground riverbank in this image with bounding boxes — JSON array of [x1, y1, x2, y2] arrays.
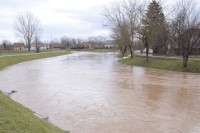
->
[[0, 50, 71, 70], [0, 91, 68, 133], [0, 50, 51, 56], [120, 56, 200, 73], [0, 51, 71, 133]]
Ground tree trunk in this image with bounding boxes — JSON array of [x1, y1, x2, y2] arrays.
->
[[36, 47, 40, 53], [3, 43, 6, 51], [129, 45, 133, 58], [123, 44, 128, 55], [122, 50, 124, 57], [28, 42, 31, 51], [121, 46, 125, 57], [28, 46, 31, 51], [146, 47, 149, 62], [182, 53, 189, 68]]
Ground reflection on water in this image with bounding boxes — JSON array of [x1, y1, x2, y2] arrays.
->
[[0, 52, 200, 133]]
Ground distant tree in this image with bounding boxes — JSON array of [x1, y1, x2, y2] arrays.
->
[[76, 38, 82, 46], [49, 41, 53, 50], [88, 36, 107, 48], [49, 38, 59, 50], [14, 11, 41, 51], [3, 42, 6, 51], [60, 36, 70, 49], [1, 40, 12, 51], [142, 0, 166, 60], [170, 0, 200, 68], [34, 34, 40, 53], [71, 38, 77, 46], [2, 41, 7, 51]]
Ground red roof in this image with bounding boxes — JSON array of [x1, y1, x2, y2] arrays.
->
[[32, 43, 48, 47], [13, 43, 25, 47]]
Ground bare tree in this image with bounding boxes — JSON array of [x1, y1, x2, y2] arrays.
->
[[122, 0, 142, 58], [61, 36, 70, 49], [2, 40, 7, 51], [88, 36, 107, 48], [1, 40, 14, 51], [170, 0, 200, 68], [34, 34, 40, 53], [14, 11, 41, 51], [104, 1, 123, 53], [111, 21, 131, 56], [76, 38, 82, 46], [103, 0, 141, 58], [1, 40, 12, 51]]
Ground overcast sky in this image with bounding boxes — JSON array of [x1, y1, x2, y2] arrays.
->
[[0, 0, 116, 43], [0, 0, 193, 43]]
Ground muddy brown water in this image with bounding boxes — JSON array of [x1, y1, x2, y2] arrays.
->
[[0, 52, 200, 133]]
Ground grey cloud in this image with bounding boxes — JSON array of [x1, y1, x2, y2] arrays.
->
[[0, 0, 48, 9], [0, 0, 110, 42]]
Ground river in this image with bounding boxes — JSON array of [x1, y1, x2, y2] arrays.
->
[[0, 52, 200, 133]]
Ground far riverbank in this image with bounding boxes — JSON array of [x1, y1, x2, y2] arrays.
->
[[120, 55, 200, 73]]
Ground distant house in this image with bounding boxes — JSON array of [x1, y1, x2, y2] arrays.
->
[[71, 44, 84, 49], [172, 28, 200, 55], [53, 44, 65, 50], [0, 45, 3, 51], [31, 43, 49, 50], [104, 40, 115, 48], [81, 42, 90, 49], [79, 42, 92, 49], [13, 43, 25, 51], [153, 45, 167, 55], [173, 44, 200, 55], [105, 44, 115, 48], [143, 48, 153, 54], [80, 42, 104, 49], [93, 43, 101, 49]]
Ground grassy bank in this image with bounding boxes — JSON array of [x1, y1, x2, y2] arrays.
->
[[0, 50, 71, 70], [0, 50, 52, 56], [0, 51, 34, 56], [0, 51, 71, 133], [0, 91, 68, 133], [120, 56, 200, 73]]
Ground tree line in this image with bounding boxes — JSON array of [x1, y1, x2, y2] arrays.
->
[[103, 0, 200, 68], [1, 11, 108, 52], [1, 35, 108, 51]]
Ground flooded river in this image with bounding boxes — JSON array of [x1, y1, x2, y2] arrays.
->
[[1, 52, 200, 133]]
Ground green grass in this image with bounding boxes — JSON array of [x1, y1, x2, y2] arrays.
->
[[0, 50, 71, 133], [120, 56, 200, 73], [0, 50, 51, 56], [0, 91, 68, 133], [0, 50, 71, 70], [0, 50, 68, 56]]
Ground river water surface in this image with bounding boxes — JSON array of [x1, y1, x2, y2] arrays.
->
[[0, 52, 200, 133]]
